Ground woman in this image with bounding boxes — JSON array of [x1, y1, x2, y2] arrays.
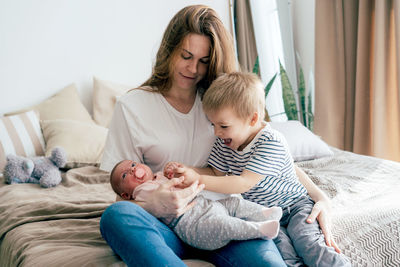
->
[[100, 5, 336, 266]]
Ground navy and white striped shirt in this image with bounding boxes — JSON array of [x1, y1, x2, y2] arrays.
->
[[208, 123, 307, 209]]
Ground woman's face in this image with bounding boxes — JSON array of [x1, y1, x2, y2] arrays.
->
[[170, 33, 211, 92]]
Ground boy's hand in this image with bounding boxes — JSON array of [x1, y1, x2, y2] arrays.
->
[[174, 166, 201, 189], [164, 161, 184, 178], [307, 199, 341, 253]]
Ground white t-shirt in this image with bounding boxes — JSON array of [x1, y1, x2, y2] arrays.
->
[[101, 87, 228, 200], [101, 88, 216, 173]]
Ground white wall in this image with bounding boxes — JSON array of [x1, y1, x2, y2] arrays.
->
[[0, 0, 230, 115]]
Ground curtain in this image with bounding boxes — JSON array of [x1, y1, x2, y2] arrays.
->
[[235, 0, 288, 122], [234, 0, 258, 72], [315, 0, 400, 162]]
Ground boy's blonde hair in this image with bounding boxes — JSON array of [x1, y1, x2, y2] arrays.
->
[[202, 72, 265, 120]]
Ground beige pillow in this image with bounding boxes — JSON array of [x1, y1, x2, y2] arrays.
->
[[41, 119, 108, 169], [6, 84, 94, 124], [0, 110, 45, 170], [92, 77, 132, 127]]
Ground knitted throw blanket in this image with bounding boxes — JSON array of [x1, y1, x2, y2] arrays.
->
[[298, 148, 400, 267]]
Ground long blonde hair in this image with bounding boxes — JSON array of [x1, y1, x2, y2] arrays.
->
[[141, 5, 238, 95]]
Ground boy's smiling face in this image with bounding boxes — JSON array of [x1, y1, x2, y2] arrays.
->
[[206, 107, 259, 151]]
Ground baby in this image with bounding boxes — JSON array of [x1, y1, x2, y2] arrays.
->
[[109, 159, 282, 250]]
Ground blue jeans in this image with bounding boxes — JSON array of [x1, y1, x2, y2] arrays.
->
[[100, 201, 286, 267]]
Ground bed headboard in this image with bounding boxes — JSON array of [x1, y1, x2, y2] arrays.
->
[[0, 0, 231, 115]]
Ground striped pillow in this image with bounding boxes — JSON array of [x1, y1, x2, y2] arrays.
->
[[0, 110, 46, 171]]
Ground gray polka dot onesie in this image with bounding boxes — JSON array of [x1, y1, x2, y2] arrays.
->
[[133, 173, 282, 250]]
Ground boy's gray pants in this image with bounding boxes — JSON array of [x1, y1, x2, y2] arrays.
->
[[274, 195, 351, 267]]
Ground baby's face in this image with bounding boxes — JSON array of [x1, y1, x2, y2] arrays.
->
[[115, 160, 154, 193]]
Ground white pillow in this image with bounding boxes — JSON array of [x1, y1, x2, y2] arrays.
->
[[0, 110, 46, 170], [269, 120, 333, 161]]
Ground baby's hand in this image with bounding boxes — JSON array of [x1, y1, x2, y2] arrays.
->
[[164, 161, 184, 179]]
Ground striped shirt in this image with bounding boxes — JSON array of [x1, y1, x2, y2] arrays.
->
[[208, 123, 307, 209]]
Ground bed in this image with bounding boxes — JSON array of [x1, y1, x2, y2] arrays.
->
[[1, 79, 400, 267]]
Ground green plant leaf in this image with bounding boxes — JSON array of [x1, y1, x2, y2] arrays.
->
[[279, 61, 298, 120], [307, 90, 314, 131], [265, 73, 277, 98], [253, 56, 315, 129], [252, 56, 276, 99], [298, 65, 306, 126], [252, 56, 260, 75], [269, 111, 287, 118]]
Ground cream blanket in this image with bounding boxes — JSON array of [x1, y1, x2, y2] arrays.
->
[[0, 167, 123, 267], [297, 148, 400, 267]]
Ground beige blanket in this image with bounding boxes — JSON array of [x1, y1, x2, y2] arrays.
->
[[0, 166, 211, 267], [0, 167, 124, 267], [1, 148, 399, 267]]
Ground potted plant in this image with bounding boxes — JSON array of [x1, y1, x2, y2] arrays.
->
[[253, 56, 314, 131]]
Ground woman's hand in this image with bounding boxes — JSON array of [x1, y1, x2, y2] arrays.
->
[[142, 176, 204, 219], [306, 199, 341, 253]]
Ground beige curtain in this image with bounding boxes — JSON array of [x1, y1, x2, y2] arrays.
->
[[234, 0, 271, 121], [234, 0, 258, 72], [315, 0, 400, 162]]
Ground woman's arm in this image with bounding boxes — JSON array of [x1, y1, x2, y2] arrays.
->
[[116, 177, 204, 219], [295, 165, 341, 253]]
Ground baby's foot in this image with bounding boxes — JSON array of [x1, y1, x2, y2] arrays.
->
[[262, 207, 282, 221], [259, 220, 280, 239]]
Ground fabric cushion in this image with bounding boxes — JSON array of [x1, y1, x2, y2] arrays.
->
[[5, 84, 94, 124], [269, 120, 333, 161], [92, 77, 132, 127], [41, 119, 108, 169], [0, 110, 45, 171]]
